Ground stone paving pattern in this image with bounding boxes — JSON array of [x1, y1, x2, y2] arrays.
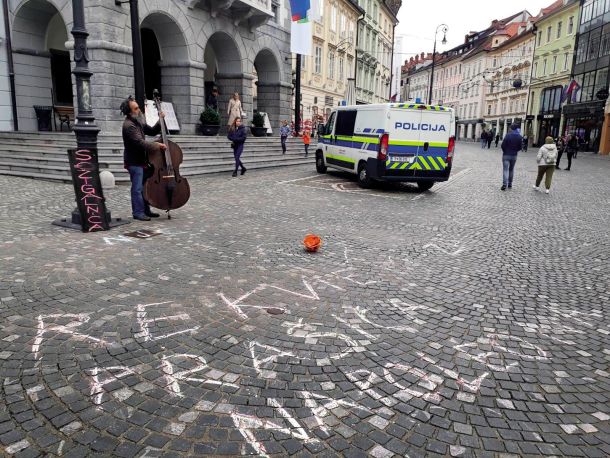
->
[[0, 142, 609, 457]]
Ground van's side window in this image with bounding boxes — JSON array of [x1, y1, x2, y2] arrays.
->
[[326, 112, 337, 135], [334, 110, 357, 136]]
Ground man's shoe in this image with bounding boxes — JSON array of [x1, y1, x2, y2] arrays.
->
[[232, 171, 238, 177], [565, 168, 570, 171], [133, 214, 151, 221], [501, 185, 506, 191], [555, 166, 560, 169], [533, 185, 539, 191], [145, 211, 160, 218], [241, 167, 247, 175], [508, 185, 512, 189], [545, 189, 550, 194]]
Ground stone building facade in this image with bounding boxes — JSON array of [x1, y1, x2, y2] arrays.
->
[[1, 0, 293, 134]]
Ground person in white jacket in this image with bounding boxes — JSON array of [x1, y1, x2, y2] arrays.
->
[[534, 136, 558, 194]]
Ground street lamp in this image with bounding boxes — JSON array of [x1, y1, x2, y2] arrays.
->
[[427, 24, 448, 105], [53, 0, 128, 232]]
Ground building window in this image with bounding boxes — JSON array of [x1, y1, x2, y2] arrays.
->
[[315, 46, 322, 74], [271, 1, 279, 23], [340, 13, 346, 37], [328, 52, 335, 79], [331, 5, 337, 32], [563, 52, 569, 71], [568, 16, 574, 34], [552, 55, 557, 73], [537, 31, 542, 46], [601, 31, 610, 57], [557, 21, 562, 39], [487, 104, 492, 115], [543, 58, 547, 75], [588, 32, 601, 61], [576, 35, 589, 64], [339, 56, 344, 80], [533, 62, 538, 77], [547, 26, 552, 43]]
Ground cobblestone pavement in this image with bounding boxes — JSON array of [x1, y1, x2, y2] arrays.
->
[[1, 142, 609, 457]]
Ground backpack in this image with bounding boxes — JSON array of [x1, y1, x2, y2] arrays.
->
[[544, 146, 557, 164]]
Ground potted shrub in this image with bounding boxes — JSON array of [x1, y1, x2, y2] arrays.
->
[[199, 106, 220, 136], [250, 112, 266, 137]]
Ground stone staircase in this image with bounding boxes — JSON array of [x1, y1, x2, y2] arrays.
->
[[0, 132, 312, 183]]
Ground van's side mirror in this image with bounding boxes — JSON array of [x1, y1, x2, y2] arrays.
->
[[317, 124, 326, 136]]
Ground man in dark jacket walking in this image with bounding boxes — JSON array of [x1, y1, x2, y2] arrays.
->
[[121, 96, 166, 221], [500, 123, 523, 190]]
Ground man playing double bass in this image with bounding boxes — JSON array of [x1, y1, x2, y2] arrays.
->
[[120, 96, 166, 221]]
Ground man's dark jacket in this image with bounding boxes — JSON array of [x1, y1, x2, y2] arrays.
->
[[501, 131, 523, 157], [122, 116, 161, 167]]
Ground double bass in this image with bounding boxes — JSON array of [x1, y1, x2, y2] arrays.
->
[[144, 89, 190, 218]]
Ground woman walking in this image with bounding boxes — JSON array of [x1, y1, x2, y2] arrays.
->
[[228, 117, 247, 177], [558, 134, 577, 170], [533, 136, 558, 194], [280, 120, 290, 154], [227, 93, 242, 129]]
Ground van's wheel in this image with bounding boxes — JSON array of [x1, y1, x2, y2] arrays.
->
[[357, 162, 373, 188], [316, 152, 327, 173], [417, 181, 434, 192]]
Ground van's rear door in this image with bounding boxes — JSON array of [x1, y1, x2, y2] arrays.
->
[[387, 107, 421, 174], [416, 108, 452, 176]]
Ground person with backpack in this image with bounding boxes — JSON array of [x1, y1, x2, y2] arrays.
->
[[533, 136, 558, 194]]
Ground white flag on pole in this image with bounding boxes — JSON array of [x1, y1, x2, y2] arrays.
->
[[291, 21, 313, 55]]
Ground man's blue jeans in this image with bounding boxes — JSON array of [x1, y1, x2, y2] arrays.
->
[[502, 156, 517, 187], [127, 166, 151, 217]]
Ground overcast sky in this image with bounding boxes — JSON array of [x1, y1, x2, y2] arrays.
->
[[394, 0, 556, 64]]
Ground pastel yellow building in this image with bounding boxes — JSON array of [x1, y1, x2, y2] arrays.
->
[[299, 0, 363, 127]]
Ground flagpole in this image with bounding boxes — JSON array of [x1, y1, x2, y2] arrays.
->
[[295, 53, 301, 135]]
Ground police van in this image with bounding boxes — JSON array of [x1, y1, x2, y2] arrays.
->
[[315, 103, 456, 191]]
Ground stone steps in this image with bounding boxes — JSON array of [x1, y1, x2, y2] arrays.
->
[[0, 132, 311, 182]]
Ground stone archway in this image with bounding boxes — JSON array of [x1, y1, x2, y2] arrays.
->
[[11, 0, 72, 131], [140, 12, 194, 132], [203, 32, 245, 127], [253, 49, 282, 131]]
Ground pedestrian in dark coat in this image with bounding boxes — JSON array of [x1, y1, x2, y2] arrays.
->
[[561, 134, 578, 171], [555, 136, 566, 169], [206, 87, 219, 111], [495, 134, 500, 147], [228, 117, 247, 177], [486, 132, 493, 149], [121, 96, 165, 221], [500, 123, 523, 191]]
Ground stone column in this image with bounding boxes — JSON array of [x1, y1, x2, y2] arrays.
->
[[159, 61, 205, 134], [256, 81, 292, 134], [216, 73, 255, 128], [84, 41, 134, 134]]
